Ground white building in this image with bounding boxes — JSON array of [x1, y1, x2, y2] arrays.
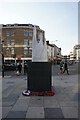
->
[[69, 44, 80, 61], [46, 41, 62, 64]]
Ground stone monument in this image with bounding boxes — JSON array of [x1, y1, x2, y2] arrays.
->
[[23, 26, 52, 96], [32, 26, 48, 62]]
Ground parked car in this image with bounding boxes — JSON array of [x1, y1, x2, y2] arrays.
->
[[4, 62, 16, 71]]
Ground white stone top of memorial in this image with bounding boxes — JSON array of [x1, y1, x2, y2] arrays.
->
[[32, 26, 48, 62]]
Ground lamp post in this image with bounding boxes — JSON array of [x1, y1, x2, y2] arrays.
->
[[51, 40, 58, 64], [1, 40, 4, 77]]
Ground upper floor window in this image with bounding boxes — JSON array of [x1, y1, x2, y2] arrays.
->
[[24, 30, 28, 36], [11, 48, 14, 54], [6, 31, 10, 36], [11, 31, 15, 36], [24, 39, 28, 46], [11, 39, 15, 46], [29, 40, 32, 47], [29, 31, 33, 37], [24, 47, 28, 55], [38, 32, 40, 40], [6, 39, 10, 46], [29, 48, 32, 54]]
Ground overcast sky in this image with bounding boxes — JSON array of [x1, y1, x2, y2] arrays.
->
[[0, 1, 78, 55]]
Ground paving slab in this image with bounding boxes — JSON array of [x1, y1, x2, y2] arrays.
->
[[2, 86, 14, 98], [2, 101, 15, 107], [26, 107, 44, 118], [2, 107, 12, 118], [44, 108, 64, 118], [29, 96, 43, 107], [6, 111, 27, 118], [43, 96, 57, 101], [61, 106, 78, 118], [11, 99, 29, 111], [44, 99, 60, 108], [67, 93, 78, 101], [18, 93, 31, 100], [0, 101, 2, 107], [0, 107, 2, 119], [59, 101, 78, 107]]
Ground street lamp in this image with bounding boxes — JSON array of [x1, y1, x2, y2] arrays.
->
[[1, 40, 4, 77], [51, 40, 58, 64]]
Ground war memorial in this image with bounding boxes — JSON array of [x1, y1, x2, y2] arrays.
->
[[22, 26, 54, 96]]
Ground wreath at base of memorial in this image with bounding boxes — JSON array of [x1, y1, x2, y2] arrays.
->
[[22, 90, 55, 96]]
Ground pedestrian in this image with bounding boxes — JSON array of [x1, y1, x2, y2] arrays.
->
[[60, 61, 64, 74], [24, 61, 28, 75], [17, 62, 22, 74], [63, 61, 69, 75]]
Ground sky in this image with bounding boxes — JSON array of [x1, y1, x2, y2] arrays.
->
[[0, 1, 78, 55]]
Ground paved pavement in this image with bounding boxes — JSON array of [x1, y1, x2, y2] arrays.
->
[[1, 72, 79, 119]]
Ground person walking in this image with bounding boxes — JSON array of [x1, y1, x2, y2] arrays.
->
[[16, 62, 22, 75], [24, 61, 28, 75], [63, 61, 69, 75], [59, 61, 64, 80], [60, 61, 64, 74]]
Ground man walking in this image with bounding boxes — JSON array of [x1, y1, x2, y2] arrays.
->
[[63, 61, 69, 75]]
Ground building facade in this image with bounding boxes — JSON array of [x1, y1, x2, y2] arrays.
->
[[46, 41, 62, 64], [69, 44, 80, 61], [1, 24, 45, 62]]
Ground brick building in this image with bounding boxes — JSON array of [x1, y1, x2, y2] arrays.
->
[[1, 23, 45, 62]]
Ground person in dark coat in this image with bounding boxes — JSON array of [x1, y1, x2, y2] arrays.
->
[[17, 62, 22, 73], [63, 61, 69, 75], [24, 61, 28, 75]]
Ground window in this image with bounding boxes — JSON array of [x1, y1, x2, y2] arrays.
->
[[29, 40, 32, 47], [24, 30, 28, 36], [42, 32, 45, 44], [6, 48, 10, 55], [11, 31, 15, 36], [11, 48, 14, 54], [24, 47, 28, 55], [6, 31, 10, 36], [11, 40, 15, 45], [29, 48, 32, 54], [29, 31, 33, 37], [24, 39, 28, 46], [38, 32, 40, 40], [6, 39, 10, 46]]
